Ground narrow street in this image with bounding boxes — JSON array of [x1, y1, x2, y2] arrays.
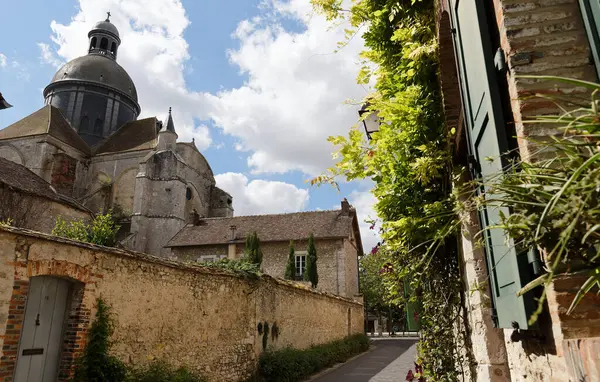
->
[[311, 338, 418, 382]]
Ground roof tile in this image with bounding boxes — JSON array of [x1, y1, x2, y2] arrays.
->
[[167, 210, 360, 248]]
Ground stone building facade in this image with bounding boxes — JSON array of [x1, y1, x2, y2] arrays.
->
[[437, 0, 600, 380], [0, 17, 233, 257], [0, 157, 91, 233], [0, 226, 364, 382], [167, 200, 362, 298]]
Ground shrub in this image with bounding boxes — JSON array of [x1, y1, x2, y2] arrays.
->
[[254, 334, 369, 382], [199, 257, 261, 279], [127, 361, 207, 382], [53, 212, 120, 246], [71, 298, 127, 382]]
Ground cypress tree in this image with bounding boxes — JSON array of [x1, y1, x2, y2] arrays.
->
[[245, 231, 263, 267], [284, 240, 296, 280], [304, 233, 318, 288]]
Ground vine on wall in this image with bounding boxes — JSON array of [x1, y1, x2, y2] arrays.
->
[[310, 0, 468, 379]]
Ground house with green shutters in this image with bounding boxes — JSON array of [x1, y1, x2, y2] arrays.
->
[[437, 0, 600, 380]]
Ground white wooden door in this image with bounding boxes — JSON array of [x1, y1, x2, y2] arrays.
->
[[14, 276, 70, 382]]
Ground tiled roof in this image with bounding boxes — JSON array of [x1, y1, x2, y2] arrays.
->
[[0, 105, 90, 154], [0, 157, 89, 212], [93, 117, 158, 155], [166, 209, 363, 254]]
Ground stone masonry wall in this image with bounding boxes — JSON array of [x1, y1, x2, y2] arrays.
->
[[0, 227, 363, 382]]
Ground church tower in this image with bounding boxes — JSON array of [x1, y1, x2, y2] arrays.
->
[[43, 13, 140, 146], [130, 109, 188, 256]]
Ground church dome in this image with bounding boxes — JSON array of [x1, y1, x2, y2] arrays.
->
[[49, 55, 137, 101], [43, 15, 140, 147], [89, 20, 120, 38]]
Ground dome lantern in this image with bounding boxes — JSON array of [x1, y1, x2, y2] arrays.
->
[[88, 12, 121, 59]]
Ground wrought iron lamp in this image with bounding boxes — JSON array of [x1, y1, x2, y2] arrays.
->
[[358, 103, 381, 140]]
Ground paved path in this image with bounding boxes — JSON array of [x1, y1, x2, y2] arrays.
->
[[311, 339, 417, 382]]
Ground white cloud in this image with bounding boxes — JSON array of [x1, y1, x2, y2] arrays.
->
[[37, 43, 63, 68], [215, 172, 309, 216], [207, 0, 367, 175], [348, 187, 380, 253], [40, 0, 212, 150], [0, 53, 7, 68]]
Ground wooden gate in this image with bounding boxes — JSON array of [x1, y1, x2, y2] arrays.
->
[[14, 276, 71, 382]]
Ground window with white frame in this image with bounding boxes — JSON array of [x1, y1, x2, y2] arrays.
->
[[295, 251, 307, 281]]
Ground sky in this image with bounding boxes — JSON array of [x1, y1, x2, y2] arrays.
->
[[0, 0, 379, 252]]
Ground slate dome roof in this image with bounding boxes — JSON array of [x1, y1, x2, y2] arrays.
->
[[89, 20, 120, 38], [49, 54, 137, 101]]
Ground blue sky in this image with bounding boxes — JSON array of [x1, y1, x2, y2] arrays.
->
[[0, 0, 379, 250]]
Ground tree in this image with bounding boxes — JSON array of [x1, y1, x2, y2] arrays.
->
[[304, 233, 318, 288], [284, 240, 296, 280], [244, 231, 263, 267]]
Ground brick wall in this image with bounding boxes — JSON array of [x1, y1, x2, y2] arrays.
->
[[0, 226, 363, 382], [495, 0, 598, 160]]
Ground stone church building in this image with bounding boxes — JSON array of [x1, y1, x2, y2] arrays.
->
[[0, 16, 363, 298], [0, 16, 234, 257]]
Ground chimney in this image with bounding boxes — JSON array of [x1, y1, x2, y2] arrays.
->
[[188, 209, 200, 225], [228, 225, 238, 260], [341, 198, 350, 215]]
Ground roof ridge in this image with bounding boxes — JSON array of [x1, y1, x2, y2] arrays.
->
[[47, 106, 90, 154], [200, 209, 342, 220]]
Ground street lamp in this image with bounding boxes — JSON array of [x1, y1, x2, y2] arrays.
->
[[359, 103, 381, 140]]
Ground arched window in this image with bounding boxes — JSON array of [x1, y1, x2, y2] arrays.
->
[[79, 116, 90, 133], [90, 37, 97, 50], [100, 37, 108, 50], [93, 118, 103, 135], [110, 42, 116, 54]]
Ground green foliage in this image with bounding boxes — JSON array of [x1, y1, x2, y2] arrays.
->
[[359, 252, 388, 314], [284, 240, 296, 280], [200, 258, 261, 279], [245, 232, 263, 267], [53, 212, 120, 246], [304, 234, 318, 288], [310, 0, 463, 379], [0, 218, 14, 227], [254, 334, 369, 382], [127, 361, 206, 382], [72, 298, 127, 382]]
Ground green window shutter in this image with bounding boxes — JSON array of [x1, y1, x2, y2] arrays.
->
[[579, 0, 600, 80], [450, 0, 536, 329]]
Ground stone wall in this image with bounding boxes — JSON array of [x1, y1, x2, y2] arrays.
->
[[0, 226, 364, 382]]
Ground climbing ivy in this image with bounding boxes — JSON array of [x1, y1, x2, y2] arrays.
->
[[310, 0, 466, 380]]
